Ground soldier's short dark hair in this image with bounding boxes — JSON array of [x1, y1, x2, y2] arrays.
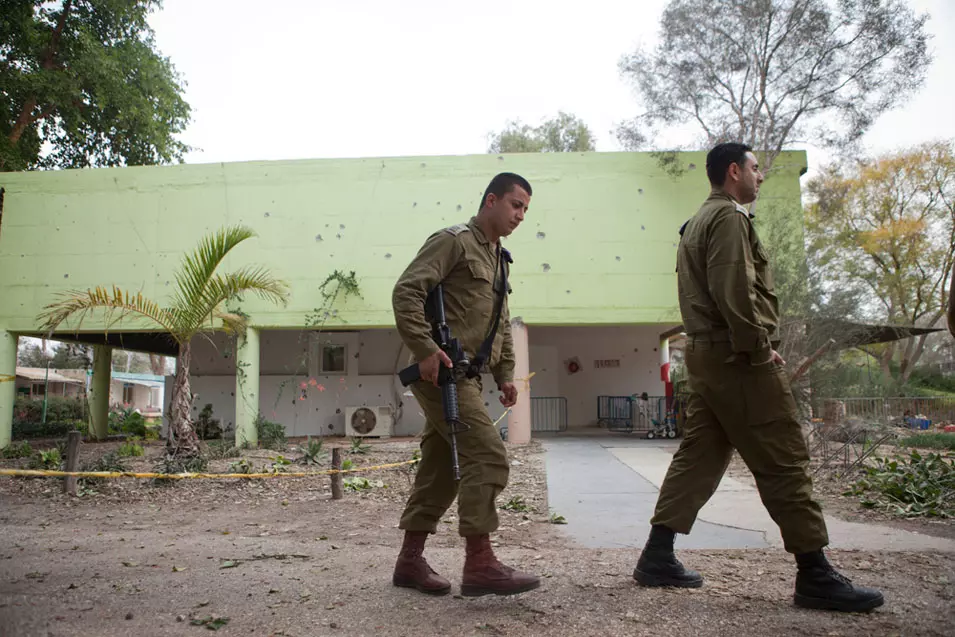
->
[[479, 172, 532, 211], [706, 143, 754, 186]]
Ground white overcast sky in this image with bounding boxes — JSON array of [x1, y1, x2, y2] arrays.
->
[[147, 0, 955, 181]]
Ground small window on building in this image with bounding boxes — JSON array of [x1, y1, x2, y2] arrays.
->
[[320, 343, 347, 374], [122, 383, 134, 405]]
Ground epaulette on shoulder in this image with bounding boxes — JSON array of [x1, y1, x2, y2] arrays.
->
[[443, 223, 470, 236]]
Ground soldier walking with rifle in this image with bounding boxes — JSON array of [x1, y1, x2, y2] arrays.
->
[[390, 172, 540, 597]]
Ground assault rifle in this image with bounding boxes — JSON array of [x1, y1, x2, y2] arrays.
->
[[398, 284, 478, 481]]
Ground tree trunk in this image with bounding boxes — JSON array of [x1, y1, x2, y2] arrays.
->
[[948, 263, 955, 339], [168, 342, 200, 456], [879, 344, 895, 387], [149, 354, 165, 376]]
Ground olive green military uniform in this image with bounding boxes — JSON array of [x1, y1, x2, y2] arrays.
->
[[651, 188, 829, 555], [392, 216, 514, 537]]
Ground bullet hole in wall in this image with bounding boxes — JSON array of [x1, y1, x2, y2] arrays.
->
[[264, 212, 270, 217], [688, 163, 697, 170], [537, 232, 546, 239], [385, 253, 392, 259], [639, 188, 644, 194], [616, 256, 621, 261], [641, 225, 646, 231], [457, 204, 462, 211], [420, 163, 426, 168], [336, 408, 341, 414], [340, 224, 345, 230], [63, 274, 69, 278], [542, 263, 551, 272]]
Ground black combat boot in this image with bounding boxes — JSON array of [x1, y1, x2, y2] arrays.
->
[[632, 525, 703, 588], [793, 550, 884, 612]]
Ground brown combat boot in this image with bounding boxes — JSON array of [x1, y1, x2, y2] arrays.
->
[[460, 534, 541, 597], [392, 531, 452, 595]]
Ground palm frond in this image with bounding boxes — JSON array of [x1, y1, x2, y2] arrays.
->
[[180, 267, 290, 335], [214, 311, 249, 336], [169, 225, 258, 319], [36, 286, 179, 339]]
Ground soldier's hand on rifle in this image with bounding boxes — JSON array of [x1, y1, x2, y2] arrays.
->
[[420, 349, 453, 386], [498, 382, 518, 408]]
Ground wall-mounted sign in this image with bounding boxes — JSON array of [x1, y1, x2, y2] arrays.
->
[[594, 359, 621, 369]]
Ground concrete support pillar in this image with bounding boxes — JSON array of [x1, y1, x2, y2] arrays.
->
[[507, 319, 532, 444], [235, 328, 260, 448], [0, 331, 17, 449], [89, 345, 112, 440]]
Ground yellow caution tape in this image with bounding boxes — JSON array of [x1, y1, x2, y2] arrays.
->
[[0, 459, 419, 481], [493, 409, 511, 427], [0, 374, 15, 383]]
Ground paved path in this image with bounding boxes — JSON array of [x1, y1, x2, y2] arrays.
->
[[540, 435, 955, 552]]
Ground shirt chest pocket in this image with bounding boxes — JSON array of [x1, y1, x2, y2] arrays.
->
[[465, 260, 497, 302], [467, 260, 495, 283]]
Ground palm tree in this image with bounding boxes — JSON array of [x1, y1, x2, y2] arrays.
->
[[37, 226, 290, 456]]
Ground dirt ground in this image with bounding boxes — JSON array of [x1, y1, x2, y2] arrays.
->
[[1, 436, 954, 637]]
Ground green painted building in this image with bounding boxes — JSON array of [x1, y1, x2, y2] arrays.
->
[[0, 150, 808, 447]]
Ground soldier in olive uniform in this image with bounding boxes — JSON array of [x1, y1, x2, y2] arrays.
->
[[390, 172, 540, 597], [633, 143, 884, 613]]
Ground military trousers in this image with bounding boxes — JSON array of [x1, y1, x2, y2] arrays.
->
[[399, 375, 510, 537], [651, 336, 829, 554]]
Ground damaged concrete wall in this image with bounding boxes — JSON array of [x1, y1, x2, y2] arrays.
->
[[0, 150, 808, 334]]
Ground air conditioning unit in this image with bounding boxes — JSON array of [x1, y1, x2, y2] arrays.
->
[[345, 405, 394, 438]]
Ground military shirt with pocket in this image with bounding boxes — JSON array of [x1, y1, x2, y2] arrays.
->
[[676, 189, 779, 365], [392, 216, 515, 385]]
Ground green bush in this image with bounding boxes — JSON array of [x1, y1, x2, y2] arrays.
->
[[117, 442, 145, 457], [2, 441, 33, 459], [28, 448, 63, 470], [908, 368, 955, 395], [108, 407, 147, 437], [898, 433, 955, 451], [121, 412, 147, 437], [12, 397, 88, 439], [12, 420, 85, 439], [255, 414, 286, 451], [195, 404, 224, 440]]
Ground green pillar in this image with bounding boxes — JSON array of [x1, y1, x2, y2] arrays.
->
[[0, 331, 16, 449], [235, 329, 260, 448], [89, 345, 112, 440]]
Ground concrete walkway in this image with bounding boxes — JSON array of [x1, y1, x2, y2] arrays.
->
[[540, 435, 955, 552]]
